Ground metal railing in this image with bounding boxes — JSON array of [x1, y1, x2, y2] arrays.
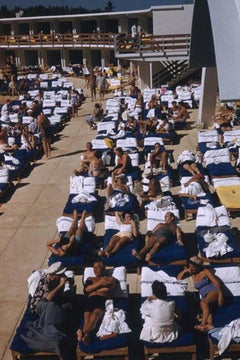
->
[[0, 32, 191, 58], [0, 32, 116, 48], [115, 33, 191, 57]]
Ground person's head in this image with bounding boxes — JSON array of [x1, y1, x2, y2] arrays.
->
[[46, 262, 67, 282], [164, 212, 175, 224], [114, 147, 123, 156], [86, 142, 93, 150], [93, 261, 105, 277], [23, 125, 29, 133], [95, 150, 102, 159], [188, 256, 203, 274], [122, 211, 132, 222], [152, 280, 167, 300], [154, 142, 161, 150]]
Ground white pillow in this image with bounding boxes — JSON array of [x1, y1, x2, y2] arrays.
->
[[196, 204, 218, 228], [214, 266, 240, 295], [215, 205, 230, 227], [147, 209, 180, 232], [105, 215, 120, 231], [141, 267, 187, 297], [56, 215, 95, 233], [83, 266, 127, 298]]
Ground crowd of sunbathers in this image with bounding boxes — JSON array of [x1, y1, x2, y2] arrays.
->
[[8, 72, 240, 360]]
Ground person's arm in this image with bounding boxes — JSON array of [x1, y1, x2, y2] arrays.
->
[[176, 225, 183, 246], [46, 238, 65, 257], [120, 153, 129, 172], [176, 267, 192, 280], [44, 276, 67, 301], [115, 211, 123, 225], [131, 219, 139, 237], [204, 268, 223, 307], [84, 276, 116, 294]]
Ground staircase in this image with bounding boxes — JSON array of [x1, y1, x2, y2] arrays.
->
[[152, 60, 199, 88]]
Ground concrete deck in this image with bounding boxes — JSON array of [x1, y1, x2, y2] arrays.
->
[[0, 78, 239, 360]]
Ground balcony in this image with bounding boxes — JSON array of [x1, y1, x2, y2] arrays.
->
[[115, 33, 191, 61], [0, 32, 115, 49]]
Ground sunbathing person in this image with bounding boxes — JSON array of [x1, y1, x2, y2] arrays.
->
[[149, 142, 167, 172], [171, 102, 189, 123], [46, 209, 88, 257], [178, 174, 209, 200], [132, 212, 183, 262], [25, 263, 76, 360], [74, 142, 96, 175], [98, 211, 139, 257], [177, 256, 224, 332], [112, 147, 133, 176], [178, 150, 201, 176], [88, 150, 109, 178], [30, 262, 68, 315], [140, 175, 162, 201], [77, 260, 117, 345], [105, 173, 130, 210], [140, 280, 181, 343]]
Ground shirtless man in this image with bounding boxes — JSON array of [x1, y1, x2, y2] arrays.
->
[[77, 261, 117, 345], [73, 142, 96, 175], [132, 212, 183, 262], [149, 142, 167, 172], [112, 147, 133, 175]]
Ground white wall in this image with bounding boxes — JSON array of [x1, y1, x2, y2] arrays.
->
[[152, 5, 193, 35]]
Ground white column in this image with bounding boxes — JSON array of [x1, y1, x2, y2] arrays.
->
[[138, 61, 151, 89], [197, 67, 218, 128]]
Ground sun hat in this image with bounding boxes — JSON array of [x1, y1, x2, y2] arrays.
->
[[46, 262, 67, 275], [189, 256, 203, 266]]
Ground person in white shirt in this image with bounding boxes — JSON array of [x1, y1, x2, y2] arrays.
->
[[140, 280, 181, 343]]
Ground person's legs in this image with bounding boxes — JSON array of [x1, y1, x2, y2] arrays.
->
[[195, 291, 218, 331], [190, 163, 200, 175], [75, 209, 87, 245], [42, 138, 51, 159], [66, 210, 79, 237], [107, 236, 132, 256], [182, 163, 195, 175], [132, 235, 156, 260], [82, 308, 105, 344], [145, 237, 169, 261], [100, 235, 121, 257]]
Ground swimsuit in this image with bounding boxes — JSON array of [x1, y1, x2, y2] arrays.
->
[[194, 276, 217, 298], [153, 227, 175, 243], [84, 295, 106, 312]]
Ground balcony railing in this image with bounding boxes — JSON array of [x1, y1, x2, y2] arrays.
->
[[0, 32, 191, 59], [115, 33, 191, 58], [0, 32, 116, 48]]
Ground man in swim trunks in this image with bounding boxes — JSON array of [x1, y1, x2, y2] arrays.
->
[[132, 212, 183, 262], [77, 261, 117, 344]]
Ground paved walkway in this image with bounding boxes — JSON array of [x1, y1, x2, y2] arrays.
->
[[0, 79, 239, 360]]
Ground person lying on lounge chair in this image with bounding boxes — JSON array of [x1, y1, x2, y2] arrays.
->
[[47, 210, 88, 257], [132, 212, 183, 262], [77, 260, 117, 345], [98, 211, 139, 257]]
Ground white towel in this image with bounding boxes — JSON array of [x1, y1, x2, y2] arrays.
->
[[218, 318, 240, 355], [203, 233, 233, 258], [71, 191, 97, 203], [96, 299, 131, 337], [27, 269, 47, 297]]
